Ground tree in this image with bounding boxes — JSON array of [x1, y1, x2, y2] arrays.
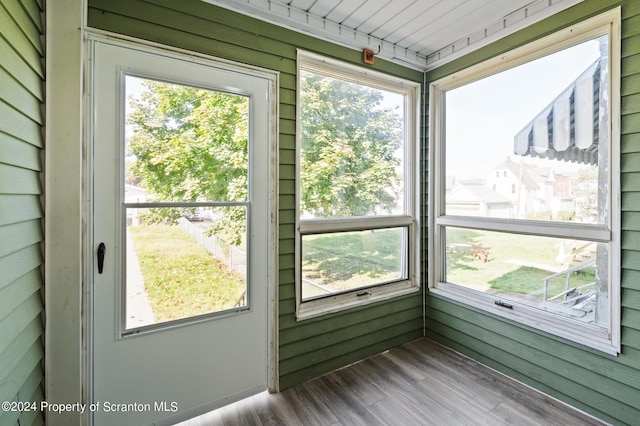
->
[[127, 79, 248, 202], [573, 166, 599, 223], [299, 72, 403, 218], [127, 73, 404, 242], [126, 78, 248, 244]]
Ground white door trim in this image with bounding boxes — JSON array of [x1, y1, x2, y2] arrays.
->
[[45, 1, 86, 425]]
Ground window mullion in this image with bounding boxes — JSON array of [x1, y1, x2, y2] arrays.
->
[[436, 215, 610, 242], [300, 215, 414, 234]]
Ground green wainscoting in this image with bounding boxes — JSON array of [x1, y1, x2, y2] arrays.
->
[[0, 1, 44, 425], [426, 1, 640, 424]]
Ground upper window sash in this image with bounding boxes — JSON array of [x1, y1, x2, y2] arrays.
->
[[296, 50, 419, 222], [299, 52, 419, 96], [432, 22, 615, 231]]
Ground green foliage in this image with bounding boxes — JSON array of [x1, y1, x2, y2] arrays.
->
[[299, 71, 403, 217], [525, 210, 553, 221], [206, 206, 246, 247], [554, 210, 575, 222], [128, 73, 404, 243], [574, 166, 599, 222], [127, 79, 248, 203], [127, 78, 249, 244]]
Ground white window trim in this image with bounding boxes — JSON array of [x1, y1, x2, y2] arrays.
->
[[428, 8, 621, 355], [295, 50, 421, 320]]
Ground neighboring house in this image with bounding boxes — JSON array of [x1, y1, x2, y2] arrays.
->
[[457, 158, 572, 220], [446, 182, 512, 218], [124, 184, 147, 225], [124, 184, 147, 203], [553, 172, 580, 214], [486, 157, 557, 219]]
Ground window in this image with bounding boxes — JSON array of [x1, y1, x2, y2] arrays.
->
[[296, 51, 420, 318], [429, 11, 620, 353]]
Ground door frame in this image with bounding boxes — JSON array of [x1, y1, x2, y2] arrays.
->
[[85, 32, 279, 422]]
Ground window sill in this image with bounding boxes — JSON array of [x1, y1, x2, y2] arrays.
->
[[296, 280, 420, 321], [430, 284, 619, 356]]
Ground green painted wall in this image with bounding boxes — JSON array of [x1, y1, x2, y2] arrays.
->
[[84, 1, 640, 423], [86, 0, 425, 390], [0, 0, 44, 425], [426, 1, 640, 425]]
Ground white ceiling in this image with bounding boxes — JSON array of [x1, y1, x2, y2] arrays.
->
[[203, 0, 583, 70]]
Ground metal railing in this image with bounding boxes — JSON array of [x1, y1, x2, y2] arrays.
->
[[542, 260, 596, 303]]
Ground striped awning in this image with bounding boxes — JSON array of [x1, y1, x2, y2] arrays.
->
[[514, 58, 603, 165]]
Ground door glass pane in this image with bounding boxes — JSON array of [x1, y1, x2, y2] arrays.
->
[[444, 35, 608, 224], [445, 226, 609, 328], [123, 75, 251, 330], [301, 227, 407, 300], [125, 76, 249, 203], [125, 207, 247, 329], [298, 69, 406, 218]]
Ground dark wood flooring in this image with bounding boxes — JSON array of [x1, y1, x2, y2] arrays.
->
[[179, 338, 605, 426]]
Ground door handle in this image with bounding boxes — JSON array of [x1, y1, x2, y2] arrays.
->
[[97, 243, 106, 274]]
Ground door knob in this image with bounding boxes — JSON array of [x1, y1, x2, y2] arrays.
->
[[97, 243, 106, 274]]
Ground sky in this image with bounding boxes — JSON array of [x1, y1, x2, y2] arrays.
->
[[445, 36, 604, 180]]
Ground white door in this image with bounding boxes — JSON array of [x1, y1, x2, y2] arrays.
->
[[89, 38, 276, 425]]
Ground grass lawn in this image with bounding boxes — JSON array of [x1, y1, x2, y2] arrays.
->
[[302, 228, 403, 292], [301, 226, 596, 301], [446, 227, 596, 298], [129, 223, 245, 322]]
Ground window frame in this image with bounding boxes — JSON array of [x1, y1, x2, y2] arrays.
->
[[295, 50, 421, 320], [428, 9, 621, 354]]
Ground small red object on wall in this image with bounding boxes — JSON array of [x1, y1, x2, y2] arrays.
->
[[363, 48, 375, 65]]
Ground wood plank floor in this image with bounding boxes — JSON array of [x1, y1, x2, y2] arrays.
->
[[179, 338, 605, 426]]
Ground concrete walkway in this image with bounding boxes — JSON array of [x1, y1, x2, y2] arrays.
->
[[125, 228, 156, 329]]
